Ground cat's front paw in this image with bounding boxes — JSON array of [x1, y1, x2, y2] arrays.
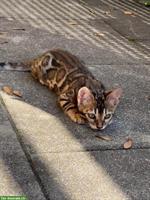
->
[[65, 108, 86, 124], [74, 113, 87, 124]]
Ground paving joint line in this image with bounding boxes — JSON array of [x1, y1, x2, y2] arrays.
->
[[29, 146, 150, 155]]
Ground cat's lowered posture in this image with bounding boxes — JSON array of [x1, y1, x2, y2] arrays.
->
[[0, 49, 122, 130]]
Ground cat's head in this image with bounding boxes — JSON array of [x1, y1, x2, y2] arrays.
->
[[77, 87, 122, 130]]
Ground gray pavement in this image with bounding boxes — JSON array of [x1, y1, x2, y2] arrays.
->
[[0, 0, 150, 200]]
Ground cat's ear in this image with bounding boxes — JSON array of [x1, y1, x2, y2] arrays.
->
[[77, 87, 94, 108], [105, 88, 123, 108]]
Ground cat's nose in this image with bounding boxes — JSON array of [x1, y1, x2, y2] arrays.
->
[[97, 122, 105, 130], [97, 124, 103, 130], [96, 120, 103, 130]]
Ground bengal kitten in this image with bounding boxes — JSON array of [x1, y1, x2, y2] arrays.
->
[[0, 49, 122, 130]]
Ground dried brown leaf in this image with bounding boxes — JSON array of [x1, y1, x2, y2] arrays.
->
[[13, 90, 22, 97], [145, 96, 150, 100], [0, 31, 8, 35], [94, 32, 105, 37], [12, 28, 26, 31], [0, 32, 8, 40], [2, 86, 13, 95], [123, 138, 133, 149], [0, 41, 8, 44], [68, 21, 78, 25], [95, 135, 112, 141], [124, 11, 135, 15], [128, 38, 136, 42]]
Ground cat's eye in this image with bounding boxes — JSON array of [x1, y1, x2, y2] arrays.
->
[[88, 113, 95, 119], [105, 114, 112, 119]]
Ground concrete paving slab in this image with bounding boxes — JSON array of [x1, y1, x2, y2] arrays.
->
[[0, 101, 46, 199], [30, 149, 150, 200], [80, 0, 150, 25], [0, 62, 149, 154], [100, 2, 150, 53], [0, 0, 149, 64], [79, 0, 150, 58], [0, 153, 46, 200], [103, 9, 150, 41], [0, 102, 24, 155], [0, 17, 139, 65]]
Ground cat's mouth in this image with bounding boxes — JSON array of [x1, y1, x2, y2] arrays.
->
[[89, 123, 104, 130], [89, 119, 113, 130]]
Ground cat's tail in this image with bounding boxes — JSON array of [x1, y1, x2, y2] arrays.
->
[[0, 61, 31, 72]]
